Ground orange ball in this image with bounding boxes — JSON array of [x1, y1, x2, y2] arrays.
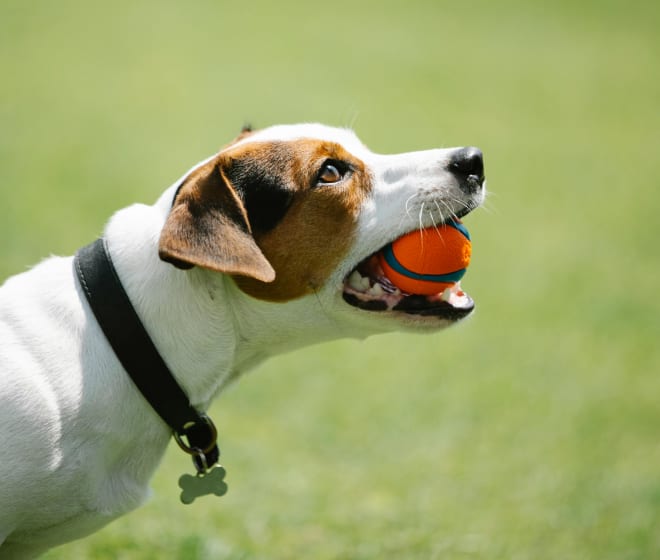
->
[[378, 220, 471, 295]]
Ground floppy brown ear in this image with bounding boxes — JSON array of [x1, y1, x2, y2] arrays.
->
[[158, 159, 276, 283]]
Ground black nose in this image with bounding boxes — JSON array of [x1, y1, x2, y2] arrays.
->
[[449, 147, 485, 193]]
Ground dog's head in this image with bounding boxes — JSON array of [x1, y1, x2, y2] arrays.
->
[[159, 124, 485, 331]]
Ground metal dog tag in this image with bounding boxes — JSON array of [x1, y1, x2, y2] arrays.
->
[[178, 465, 228, 504]]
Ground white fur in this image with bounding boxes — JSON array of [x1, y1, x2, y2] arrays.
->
[[0, 124, 484, 558]]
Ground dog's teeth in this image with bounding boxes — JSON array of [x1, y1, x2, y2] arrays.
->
[[368, 283, 384, 297], [348, 271, 364, 291], [348, 270, 372, 292], [441, 287, 453, 302]]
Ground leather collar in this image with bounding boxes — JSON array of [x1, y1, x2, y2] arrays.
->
[[75, 238, 220, 473]]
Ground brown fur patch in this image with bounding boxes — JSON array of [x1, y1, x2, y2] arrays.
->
[[159, 137, 372, 302], [229, 139, 372, 301]]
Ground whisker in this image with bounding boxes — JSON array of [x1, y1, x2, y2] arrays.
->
[[418, 202, 426, 251], [433, 201, 446, 227], [404, 193, 418, 220], [429, 209, 442, 238], [444, 196, 475, 221], [397, 192, 420, 231], [438, 199, 458, 222], [478, 189, 498, 216], [418, 202, 426, 232]]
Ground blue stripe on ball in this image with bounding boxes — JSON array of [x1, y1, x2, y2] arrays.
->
[[447, 219, 471, 240], [381, 244, 466, 283]]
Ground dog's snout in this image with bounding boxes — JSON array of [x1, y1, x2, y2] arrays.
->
[[448, 147, 485, 193]]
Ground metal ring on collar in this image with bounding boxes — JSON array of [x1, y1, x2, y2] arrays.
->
[[173, 414, 218, 455], [191, 448, 209, 473]]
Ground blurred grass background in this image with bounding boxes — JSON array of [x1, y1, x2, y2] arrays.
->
[[1, 0, 659, 558]]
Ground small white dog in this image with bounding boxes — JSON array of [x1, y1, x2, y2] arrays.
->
[[0, 124, 485, 558]]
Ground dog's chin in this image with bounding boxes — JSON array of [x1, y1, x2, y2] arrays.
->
[[341, 252, 474, 324]]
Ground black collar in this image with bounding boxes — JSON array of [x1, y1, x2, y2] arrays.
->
[[75, 238, 219, 473]]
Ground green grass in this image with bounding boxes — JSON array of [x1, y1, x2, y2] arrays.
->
[[1, 0, 659, 558]]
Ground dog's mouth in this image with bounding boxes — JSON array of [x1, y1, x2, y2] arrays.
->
[[342, 252, 474, 321]]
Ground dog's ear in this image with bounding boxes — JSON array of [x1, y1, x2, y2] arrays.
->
[[158, 159, 276, 282]]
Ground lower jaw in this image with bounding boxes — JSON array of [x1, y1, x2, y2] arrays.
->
[[342, 277, 474, 321]]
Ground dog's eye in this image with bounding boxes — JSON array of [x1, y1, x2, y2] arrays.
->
[[318, 163, 342, 184], [317, 161, 349, 185]]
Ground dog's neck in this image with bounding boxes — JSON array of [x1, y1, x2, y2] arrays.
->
[[102, 193, 346, 409]]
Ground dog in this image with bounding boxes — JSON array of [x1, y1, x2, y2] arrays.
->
[[0, 123, 485, 558]]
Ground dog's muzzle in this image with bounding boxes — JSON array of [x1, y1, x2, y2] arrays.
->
[[342, 147, 485, 322]]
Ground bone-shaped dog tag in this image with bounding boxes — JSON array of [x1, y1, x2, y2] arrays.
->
[[178, 465, 228, 504]]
